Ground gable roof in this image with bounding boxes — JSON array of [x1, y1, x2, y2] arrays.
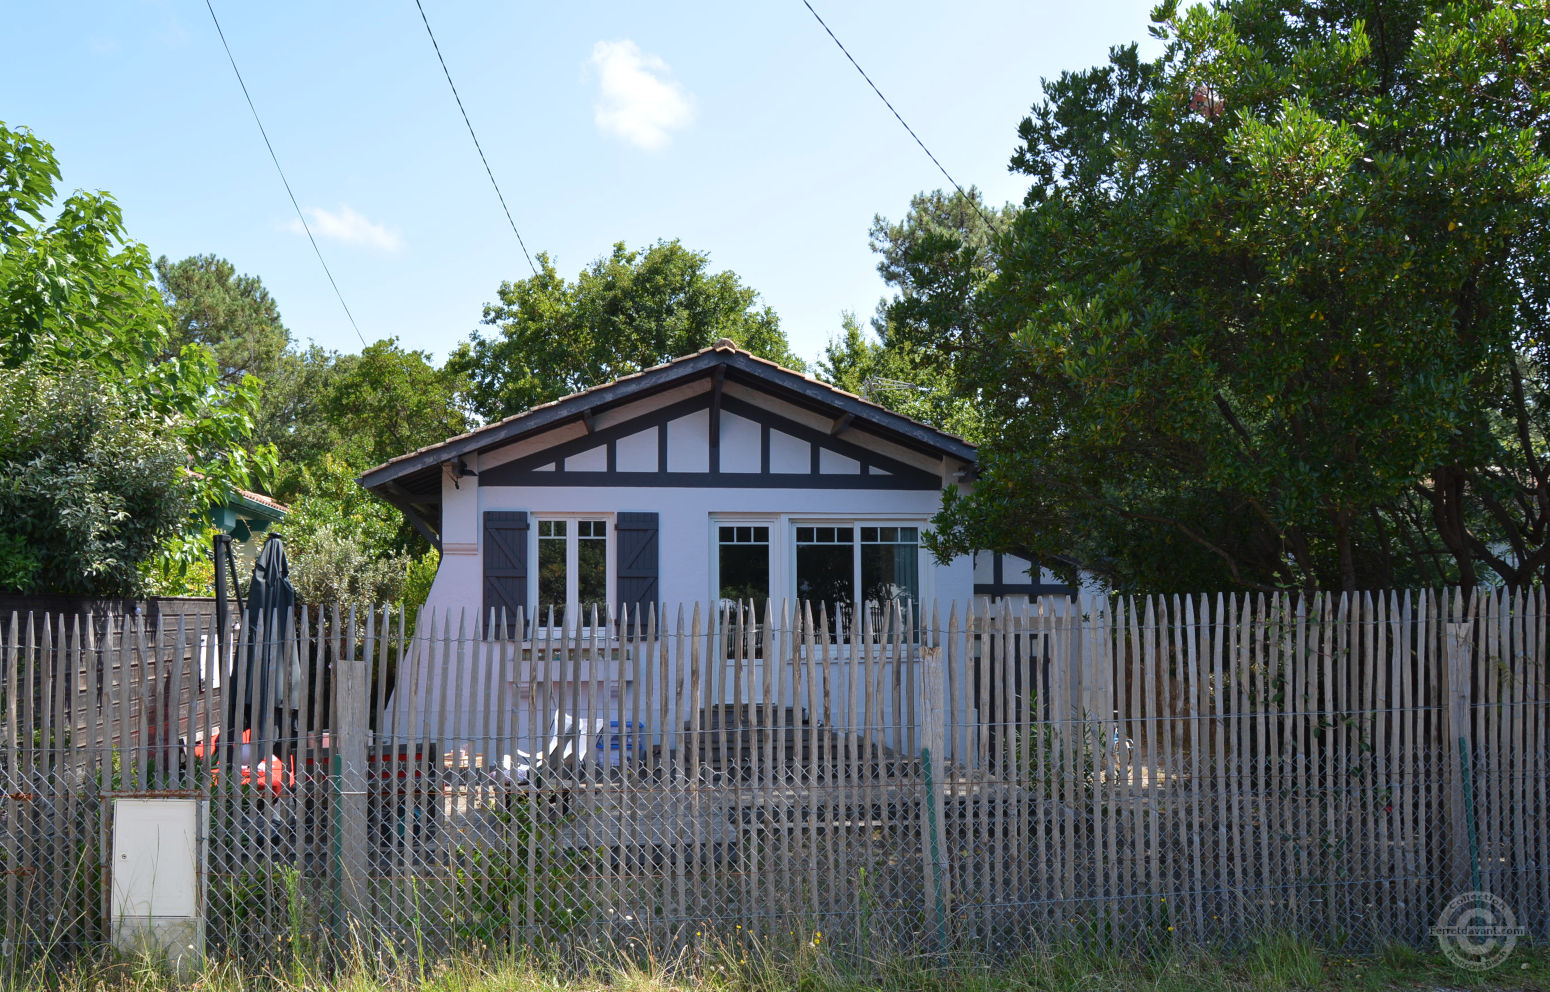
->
[[357, 341, 976, 538]]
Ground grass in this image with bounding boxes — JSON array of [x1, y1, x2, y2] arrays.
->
[[2, 934, 1548, 992]]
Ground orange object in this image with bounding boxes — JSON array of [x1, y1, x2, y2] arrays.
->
[[191, 729, 295, 796]]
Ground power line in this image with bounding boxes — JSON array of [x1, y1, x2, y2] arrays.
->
[[798, 0, 1001, 236], [413, 0, 539, 276], [202, 0, 369, 349]]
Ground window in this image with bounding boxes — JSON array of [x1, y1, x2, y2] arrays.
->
[[794, 524, 920, 629], [536, 518, 608, 626], [718, 524, 770, 653], [718, 525, 770, 607], [795, 526, 854, 620], [860, 526, 920, 614]]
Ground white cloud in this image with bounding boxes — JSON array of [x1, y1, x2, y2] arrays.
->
[[587, 40, 695, 151], [286, 205, 402, 252]]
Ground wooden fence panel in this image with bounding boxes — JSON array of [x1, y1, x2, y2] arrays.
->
[[0, 592, 1545, 961]]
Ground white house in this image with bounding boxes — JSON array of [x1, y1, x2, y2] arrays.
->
[[358, 341, 1070, 754], [360, 340, 1018, 623]]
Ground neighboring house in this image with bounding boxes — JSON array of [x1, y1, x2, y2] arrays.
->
[[213, 484, 289, 571], [360, 340, 987, 630]]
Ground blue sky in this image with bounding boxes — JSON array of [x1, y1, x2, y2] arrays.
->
[[6, 1, 1162, 369]]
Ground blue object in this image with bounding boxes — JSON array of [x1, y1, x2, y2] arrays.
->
[[600, 720, 643, 765]]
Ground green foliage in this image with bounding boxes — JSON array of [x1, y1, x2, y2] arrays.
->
[[142, 523, 221, 598], [0, 124, 166, 375], [816, 188, 1015, 442], [403, 550, 439, 608], [256, 343, 348, 494], [0, 122, 268, 596], [919, 1, 1550, 593], [152, 256, 465, 590], [869, 186, 1015, 358], [156, 253, 290, 386], [0, 365, 179, 588], [817, 313, 984, 442], [321, 338, 471, 471], [285, 455, 412, 608], [451, 240, 803, 422]]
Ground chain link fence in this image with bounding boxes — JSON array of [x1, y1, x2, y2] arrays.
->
[[0, 590, 1545, 967]]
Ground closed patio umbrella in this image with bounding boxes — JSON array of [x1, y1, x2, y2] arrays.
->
[[229, 534, 299, 755]]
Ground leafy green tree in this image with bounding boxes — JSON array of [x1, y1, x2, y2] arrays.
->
[[920, 1, 1550, 594], [2, 126, 166, 375], [284, 455, 419, 608], [156, 254, 290, 386], [257, 343, 345, 494], [451, 240, 803, 422], [0, 368, 191, 595], [323, 338, 470, 471], [869, 187, 1015, 355], [817, 313, 984, 441], [815, 188, 1015, 442], [0, 123, 269, 596]]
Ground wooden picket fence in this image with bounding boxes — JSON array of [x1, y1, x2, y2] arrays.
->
[[0, 588, 1545, 962]]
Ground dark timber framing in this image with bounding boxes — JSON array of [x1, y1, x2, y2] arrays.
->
[[358, 344, 976, 540], [478, 392, 942, 490], [973, 552, 1076, 599]]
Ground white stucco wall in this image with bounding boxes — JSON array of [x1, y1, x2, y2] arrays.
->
[[399, 392, 979, 765], [424, 480, 973, 615]]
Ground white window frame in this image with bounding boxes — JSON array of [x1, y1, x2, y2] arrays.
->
[[785, 516, 931, 615], [710, 516, 778, 611], [530, 513, 616, 628]]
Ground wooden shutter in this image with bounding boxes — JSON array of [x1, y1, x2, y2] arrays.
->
[[483, 510, 528, 638], [615, 511, 659, 625]]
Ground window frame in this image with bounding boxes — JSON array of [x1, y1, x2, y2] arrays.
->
[[529, 513, 616, 629], [714, 521, 775, 611], [785, 516, 928, 625], [709, 514, 777, 613]]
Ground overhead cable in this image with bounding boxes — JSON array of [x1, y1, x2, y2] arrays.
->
[[202, 0, 370, 348], [798, 0, 1002, 236], [413, 0, 539, 276]]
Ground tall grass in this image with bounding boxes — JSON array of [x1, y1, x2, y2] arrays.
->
[[2, 933, 1545, 992]]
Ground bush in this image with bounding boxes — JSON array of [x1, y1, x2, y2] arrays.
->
[[0, 366, 191, 596]]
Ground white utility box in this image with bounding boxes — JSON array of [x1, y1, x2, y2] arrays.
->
[[110, 798, 206, 969]]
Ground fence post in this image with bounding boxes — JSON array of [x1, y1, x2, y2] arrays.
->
[[918, 644, 950, 956], [332, 609, 370, 929], [1445, 618, 1475, 895]]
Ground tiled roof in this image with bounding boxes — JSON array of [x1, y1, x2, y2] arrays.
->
[[360, 339, 974, 487]]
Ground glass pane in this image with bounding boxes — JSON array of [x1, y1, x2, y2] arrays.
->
[[577, 520, 607, 622], [719, 541, 769, 606], [862, 534, 919, 625], [796, 542, 853, 625], [538, 531, 566, 626]]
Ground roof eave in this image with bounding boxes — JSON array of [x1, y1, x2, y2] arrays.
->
[[357, 348, 977, 493]]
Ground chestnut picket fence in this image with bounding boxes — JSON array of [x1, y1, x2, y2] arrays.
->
[[0, 590, 1544, 964]]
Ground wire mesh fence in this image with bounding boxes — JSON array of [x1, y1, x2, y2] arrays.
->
[[0, 589, 1545, 966]]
